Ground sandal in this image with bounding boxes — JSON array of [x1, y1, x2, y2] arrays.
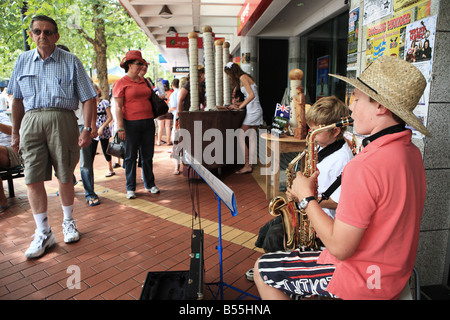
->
[[235, 167, 253, 175], [0, 205, 9, 214], [88, 198, 101, 207], [105, 171, 115, 177], [173, 170, 180, 175]]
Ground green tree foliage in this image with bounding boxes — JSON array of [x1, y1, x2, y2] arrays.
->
[[0, 0, 168, 96], [0, 0, 29, 79]]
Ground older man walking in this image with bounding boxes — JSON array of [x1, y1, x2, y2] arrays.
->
[[7, 15, 97, 259]]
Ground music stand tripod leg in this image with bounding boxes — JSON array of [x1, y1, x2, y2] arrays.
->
[[204, 196, 261, 300]]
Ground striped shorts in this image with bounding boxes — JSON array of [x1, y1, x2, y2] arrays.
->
[[257, 249, 337, 299]]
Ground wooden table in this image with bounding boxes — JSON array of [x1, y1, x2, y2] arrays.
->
[[178, 109, 246, 170], [260, 133, 306, 200]]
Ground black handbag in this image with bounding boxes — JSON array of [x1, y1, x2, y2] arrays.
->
[[145, 79, 168, 118], [106, 132, 125, 159]]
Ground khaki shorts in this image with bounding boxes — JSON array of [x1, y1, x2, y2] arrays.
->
[[6, 146, 22, 168], [19, 108, 80, 184]]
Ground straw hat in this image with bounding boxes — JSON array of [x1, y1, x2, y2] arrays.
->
[[120, 50, 148, 69], [330, 55, 430, 136]]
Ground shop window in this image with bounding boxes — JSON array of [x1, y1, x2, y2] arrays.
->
[[300, 11, 349, 105]]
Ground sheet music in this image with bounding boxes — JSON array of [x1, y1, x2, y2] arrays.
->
[[184, 151, 237, 216]]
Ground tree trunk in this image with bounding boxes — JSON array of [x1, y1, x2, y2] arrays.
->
[[93, 4, 109, 101]]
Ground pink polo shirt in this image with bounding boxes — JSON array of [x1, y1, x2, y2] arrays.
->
[[318, 130, 426, 300]]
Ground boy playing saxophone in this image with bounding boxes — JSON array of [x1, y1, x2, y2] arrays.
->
[[254, 56, 428, 300]]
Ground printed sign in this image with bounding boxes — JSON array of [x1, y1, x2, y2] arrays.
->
[[363, 0, 393, 25], [316, 56, 329, 100]]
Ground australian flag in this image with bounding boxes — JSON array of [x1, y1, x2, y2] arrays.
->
[[275, 103, 290, 119]]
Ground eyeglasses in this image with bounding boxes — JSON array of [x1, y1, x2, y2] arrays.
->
[[31, 29, 56, 36], [131, 62, 145, 66]]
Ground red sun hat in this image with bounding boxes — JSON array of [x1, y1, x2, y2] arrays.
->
[[120, 50, 148, 68]]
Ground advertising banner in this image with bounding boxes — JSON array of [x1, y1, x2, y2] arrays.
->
[[404, 15, 437, 138], [363, 0, 435, 138], [316, 56, 329, 100]]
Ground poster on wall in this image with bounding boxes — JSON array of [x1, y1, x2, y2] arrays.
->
[[403, 15, 437, 138], [241, 52, 251, 64], [393, 0, 430, 14], [347, 7, 360, 68], [404, 15, 436, 63], [362, 0, 435, 139], [366, 0, 430, 67], [365, 10, 413, 66], [316, 56, 329, 100], [365, 0, 431, 67], [363, 0, 393, 25]]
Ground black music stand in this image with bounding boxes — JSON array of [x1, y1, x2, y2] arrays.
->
[[184, 152, 260, 300]]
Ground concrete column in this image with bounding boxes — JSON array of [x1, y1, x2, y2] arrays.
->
[[241, 36, 257, 81], [288, 36, 300, 71]]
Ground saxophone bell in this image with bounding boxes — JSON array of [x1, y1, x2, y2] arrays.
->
[[268, 196, 300, 251]]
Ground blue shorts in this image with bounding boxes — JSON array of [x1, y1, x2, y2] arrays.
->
[[257, 249, 337, 299]]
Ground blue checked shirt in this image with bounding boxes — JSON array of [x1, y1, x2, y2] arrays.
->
[[7, 47, 96, 112]]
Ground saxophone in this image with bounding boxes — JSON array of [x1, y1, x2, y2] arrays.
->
[[268, 117, 353, 251]]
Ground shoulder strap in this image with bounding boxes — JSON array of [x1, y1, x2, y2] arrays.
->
[[319, 174, 342, 203], [143, 78, 153, 92]]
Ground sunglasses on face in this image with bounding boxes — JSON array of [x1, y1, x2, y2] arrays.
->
[[131, 62, 145, 66], [31, 29, 56, 36]]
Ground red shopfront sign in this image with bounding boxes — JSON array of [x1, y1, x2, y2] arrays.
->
[[167, 37, 202, 49], [166, 36, 225, 49], [237, 0, 273, 36]]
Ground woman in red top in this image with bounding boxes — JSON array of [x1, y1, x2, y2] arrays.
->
[[113, 50, 160, 199]]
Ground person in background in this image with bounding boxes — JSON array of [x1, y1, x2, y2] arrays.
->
[[0, 88, 8, 111], [55, 44, 100, 208], [7, 15, 97, 259], [224, 62, 263, 174], [177, 66, 206, 113], [171, 77, 187, 175], [0, 112, 22, 213], [168, 78, 180, 125], [109, 87, 122, 169], [91, 84, 114, 178], [156, 80, 173, 146], [168, 78, 180, 160], [113, 50, 159, 199]]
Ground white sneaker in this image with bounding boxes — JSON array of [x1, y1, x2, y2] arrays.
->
[[127, 191, 136, 199], [24, 229, 56, 259], [62, 219, 80, 243], [245, 268, 254, 282], [146, 186, 160, 194]]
